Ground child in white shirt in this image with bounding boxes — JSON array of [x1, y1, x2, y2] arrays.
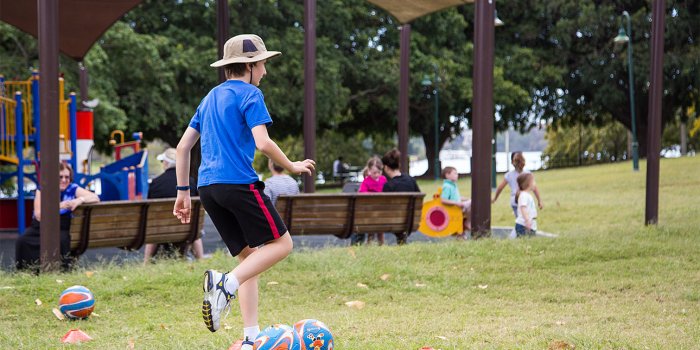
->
[[515, 172, 538, 237]]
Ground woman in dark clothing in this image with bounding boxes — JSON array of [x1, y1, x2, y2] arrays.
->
[[381, 149, 420, 244], [15, 163, 99, 272]]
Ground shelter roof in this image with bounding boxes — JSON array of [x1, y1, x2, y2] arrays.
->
[[366, 0, 473, 24], [0, 0, 143, 60]]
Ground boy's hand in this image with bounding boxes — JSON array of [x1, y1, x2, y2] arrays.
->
[[290, 159, 316, 175], [525, 220, 531, 230], [173, 193, 191, 224], [538, 201, 544, 210]]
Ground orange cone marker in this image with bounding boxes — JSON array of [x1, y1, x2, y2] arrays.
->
[[61, 329, 93, 343]]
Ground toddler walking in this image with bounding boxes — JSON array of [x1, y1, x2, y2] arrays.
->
[[514, 173, 538, 237]]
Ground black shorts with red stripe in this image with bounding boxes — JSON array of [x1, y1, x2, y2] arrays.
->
[[198, 182, 288, 256]]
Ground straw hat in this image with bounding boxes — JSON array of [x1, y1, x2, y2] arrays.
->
[[210, 34, 281, 67]]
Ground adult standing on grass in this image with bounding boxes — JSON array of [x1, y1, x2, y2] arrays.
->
[[173, 34, 315, 350], [492, 151, 543, 217], [381, 149, 420, 244]]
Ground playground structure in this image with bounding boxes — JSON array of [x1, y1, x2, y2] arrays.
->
[[75, 130, 149, 203], [0, 72, 148, 233], [418, 188, 464, 238]]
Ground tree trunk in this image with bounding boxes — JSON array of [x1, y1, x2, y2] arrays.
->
[[423, 133, 437, 179]]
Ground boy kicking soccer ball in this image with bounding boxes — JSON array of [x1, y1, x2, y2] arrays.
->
[[173, 34, 315, 349]]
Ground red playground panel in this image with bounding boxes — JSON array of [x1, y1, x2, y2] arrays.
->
[[0, 198, 33, 231]]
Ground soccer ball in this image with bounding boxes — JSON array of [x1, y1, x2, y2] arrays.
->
[[58, 285, 95, 319], [254, 324, 304, 350], [294, 319, 334, 350]]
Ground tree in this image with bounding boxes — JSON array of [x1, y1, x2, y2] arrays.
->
[[492, 0, 700, 157], [543, 118, 629, 168], [3, 0, 697, 172]]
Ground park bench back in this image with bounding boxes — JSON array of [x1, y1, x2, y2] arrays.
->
[[275, 192, 424, 239], [69, 198, 205, 256]]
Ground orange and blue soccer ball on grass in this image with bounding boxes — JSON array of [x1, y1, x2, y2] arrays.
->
[[58, 285, 95, 319], [255, 324, 304, 350], [294, 319, 334, 350]]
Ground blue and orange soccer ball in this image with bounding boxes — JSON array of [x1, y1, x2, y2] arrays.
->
[[255, 324, 304, 350], [58, 285, 95, 319], [294, 319, 334, 350]]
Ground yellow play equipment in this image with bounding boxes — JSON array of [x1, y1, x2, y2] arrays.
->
[[418, 187, 464, 237]]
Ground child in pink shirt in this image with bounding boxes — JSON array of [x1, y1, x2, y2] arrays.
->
[[359, 157, 387, 193], [358, 157, 387, 244]]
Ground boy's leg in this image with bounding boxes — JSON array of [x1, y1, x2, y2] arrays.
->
[[236, 246, 260, 339], [229, 233, 293, 283]]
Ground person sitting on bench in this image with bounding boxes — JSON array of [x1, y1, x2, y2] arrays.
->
[[15, 163, 99, 272], [381, 149, 420, 244], [143, 148, 204, 263], [332, 156, 350, 182]]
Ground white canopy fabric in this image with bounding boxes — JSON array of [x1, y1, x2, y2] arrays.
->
[[366, 0, 474, 23]]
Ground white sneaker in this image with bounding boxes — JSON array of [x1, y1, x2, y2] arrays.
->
[[202, 270, 235, 332]]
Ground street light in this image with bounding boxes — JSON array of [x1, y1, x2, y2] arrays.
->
[[492, 10, 504, 190], [421, 63, 440, 180], [614, 11, 639, 172], [494, 10, 504, 27]]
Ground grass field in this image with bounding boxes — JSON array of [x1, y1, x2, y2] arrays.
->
[[1, 157, 698, 349]]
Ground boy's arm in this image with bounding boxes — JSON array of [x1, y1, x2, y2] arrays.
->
[[440, 186, 463, 207], [441, 198, 464, 207], [174, 127, 200, 224], [251, 125, 315, 175]]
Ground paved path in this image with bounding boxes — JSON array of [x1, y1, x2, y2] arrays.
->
[[0, 215, 543, 271]]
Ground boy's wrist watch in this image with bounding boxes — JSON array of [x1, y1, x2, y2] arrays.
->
[[176, 185, 190, 191]]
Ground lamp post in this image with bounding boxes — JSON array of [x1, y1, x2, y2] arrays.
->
[[491, 10, 503, 190], [614, 11, 639, 172], [421, 63, 440, 180]]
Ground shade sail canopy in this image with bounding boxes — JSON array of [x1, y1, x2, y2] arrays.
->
[[0, 0, 143, 61], [366, 0, 474, 24]]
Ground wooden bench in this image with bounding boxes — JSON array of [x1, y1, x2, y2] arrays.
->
[[275, 192, 425, 239], [68, 198, 205, 256]]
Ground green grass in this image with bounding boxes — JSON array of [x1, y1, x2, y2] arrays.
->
[[1, 157, 699, 349]]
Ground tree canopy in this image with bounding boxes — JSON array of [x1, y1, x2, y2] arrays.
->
[[1, 0, 697, 175]]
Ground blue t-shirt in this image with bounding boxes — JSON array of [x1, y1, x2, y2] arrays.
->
[[59, 183, 79, 215], [189, 80, 273, 186], [440, 179, 460, 202]]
